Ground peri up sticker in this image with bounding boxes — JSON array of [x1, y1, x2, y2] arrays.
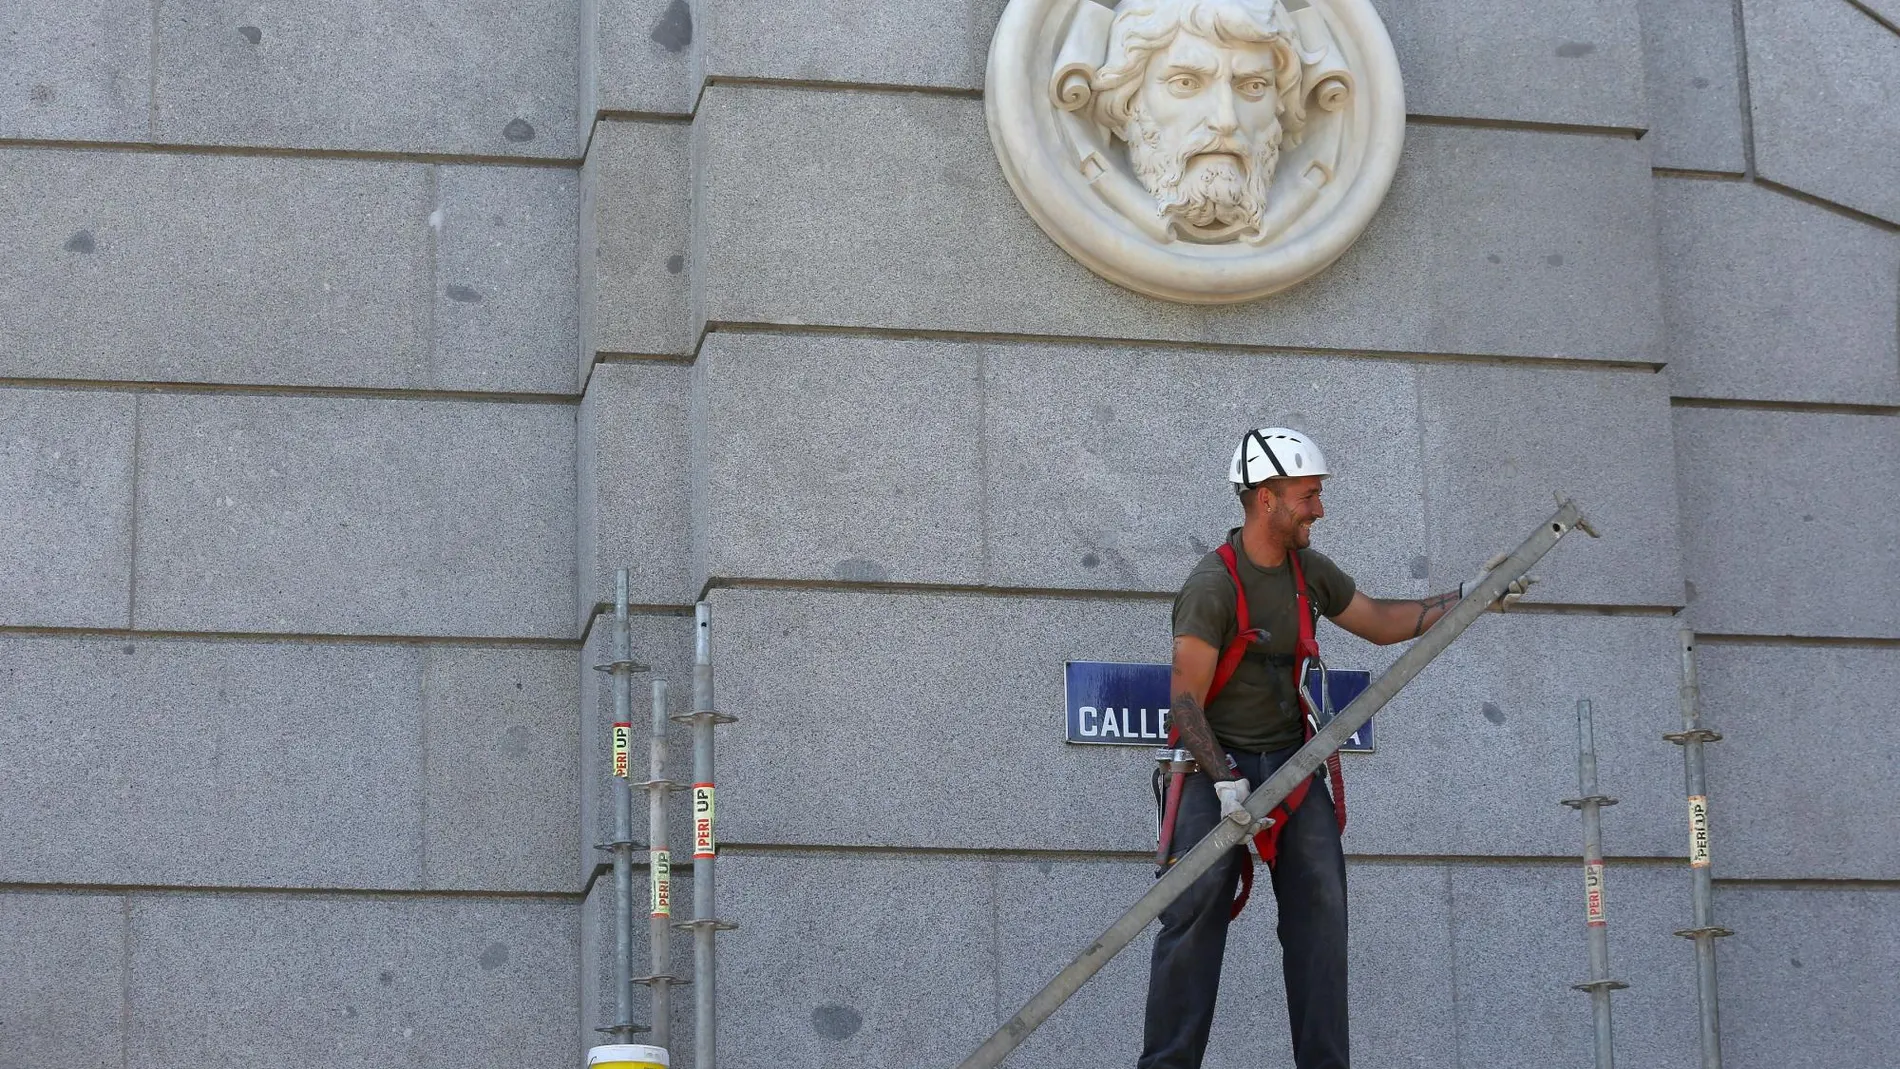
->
[[612, 722, 631, 778], [1688, 795, 1712, 868], [693, 783, 716, 859], [650, 849, 671, 917], [1584, 861, 1607, 927]]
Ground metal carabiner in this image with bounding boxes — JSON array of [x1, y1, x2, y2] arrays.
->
[[1298, 652, 1333, 732]]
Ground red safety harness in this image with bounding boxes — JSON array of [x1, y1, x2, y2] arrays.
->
[[1164, 543, 1348, 918]]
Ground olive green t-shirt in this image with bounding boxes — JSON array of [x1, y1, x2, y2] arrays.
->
[[1171, 529, 1357, 751]]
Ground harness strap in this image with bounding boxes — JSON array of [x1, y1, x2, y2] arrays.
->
[[1206, 542, 1253, 702]]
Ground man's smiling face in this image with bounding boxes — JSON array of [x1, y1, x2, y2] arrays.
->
[[1266, 475, 1325, 548]]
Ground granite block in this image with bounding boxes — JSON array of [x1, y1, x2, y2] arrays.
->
[[982, 342, 1425, 598], [132, 393, 575, 639], [578, 610, 700, 888], [713, 853, 997, 1068], [1742, 0, 1900, 224], [1416, 363, 1685, 608], [2, 634, 588, 892], [0, 0, 150, 142], [0, 148, 440, 390], [706, 586, 1170, 852], [0, 633, 424, 889], [993, 858, 1460, 1069], [1379, 0, 1649, 130], [1718, 884, 1900, 1069], [694, 87, 1660, 363], [594, 0, 698, 118], [579, 872, 697, 1059], [1673, 407, 1900, 638], [697, 333, 987, 588], [580, 362, 696, 628], [0, 387, 136, 629], [433, 165, 583, 395], [1657, 177, 1900, 405], [698, 0, 1645, 129], [699, 0, 1006, 92], [1699, 642, 1900, 879], [126, 893, 578, 1069], [1343, 614, 1689, 859], [585, 119, 693, 374], [989, 858, 1158, 1068], [152, 0, 579, 157], [1638, 0, 1749, 172], [1338, 862, 1462, 1069], [0, 892, 125, 1069], [1417, 125, 1662, 361], [1449, 863, 1702, 1069], [421, 646, 583, 893]]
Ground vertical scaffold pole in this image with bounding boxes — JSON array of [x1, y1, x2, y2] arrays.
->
[[673, 602, 738, 1069], [595, 569, 650, 1042], [1667, 629, 1730, 1069], [637, 677, 687, 1052], [1563, 699, 1626, 1069]]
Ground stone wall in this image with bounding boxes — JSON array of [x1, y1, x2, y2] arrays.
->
[[2, 1, 587, 1064], [3, 0, 1895, 1066]]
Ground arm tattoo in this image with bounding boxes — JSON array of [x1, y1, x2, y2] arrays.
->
[[1410, 591, 1461, 637], [1169, 691, 1233, 780]]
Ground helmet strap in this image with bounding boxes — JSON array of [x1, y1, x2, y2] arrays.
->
[[1245, 428, 1288, 488]]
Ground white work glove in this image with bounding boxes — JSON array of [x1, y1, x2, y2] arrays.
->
[[1213, 777, 1251, 821], [1461, 553, 1539, 611]]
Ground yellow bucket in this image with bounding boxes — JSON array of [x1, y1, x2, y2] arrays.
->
[[586, 1043, 669, 1069]]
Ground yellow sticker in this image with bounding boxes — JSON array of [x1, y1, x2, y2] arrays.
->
[[1688, 795, 1711, 868], [612, 723, 632, 778], [1584, 861, 1606, 926], [650, 849, 671, 917], [693, 784, 716, 859]]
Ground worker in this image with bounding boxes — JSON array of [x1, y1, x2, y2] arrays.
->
[[1140, 427, 1533, 1069]]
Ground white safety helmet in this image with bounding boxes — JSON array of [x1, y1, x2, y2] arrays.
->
[[1227, 428, 1331, 488]]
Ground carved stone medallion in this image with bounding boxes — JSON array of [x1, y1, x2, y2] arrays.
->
[[986, 0, 1404, 303]]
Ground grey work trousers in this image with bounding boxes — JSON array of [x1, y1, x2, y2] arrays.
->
[[1137, 743, 1350, 1069]]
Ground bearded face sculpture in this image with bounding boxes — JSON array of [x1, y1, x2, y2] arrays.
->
[[1089, 0, 1307, 240], [986, 0, 1401, 301]]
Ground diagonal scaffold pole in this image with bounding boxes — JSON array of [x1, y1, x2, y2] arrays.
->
[[955, 498, 1597, 1069]]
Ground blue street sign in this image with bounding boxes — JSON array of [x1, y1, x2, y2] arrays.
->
[[1065, 660, 1174, 744], [1064, 661, 1375, 752]]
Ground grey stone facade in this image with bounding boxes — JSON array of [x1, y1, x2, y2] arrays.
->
[[2, 0, 1895, 1066]]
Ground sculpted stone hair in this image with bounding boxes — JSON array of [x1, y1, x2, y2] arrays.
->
[[1091, 0, 1307, 143]]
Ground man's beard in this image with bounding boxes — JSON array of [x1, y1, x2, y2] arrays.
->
[[1124, 110, 1281, 233]]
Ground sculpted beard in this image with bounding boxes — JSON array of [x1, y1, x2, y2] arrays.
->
[[1125, 108, 1281, 232]]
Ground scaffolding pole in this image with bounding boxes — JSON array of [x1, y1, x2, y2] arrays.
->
[[636, 677, 689, 1052], [954, 499, 1596, 1069], [673, 602, 738, 1069], [1562, 699, 1625, 1069], [1667, 628, 1730, 1069], [595, 569, 650, 1042]]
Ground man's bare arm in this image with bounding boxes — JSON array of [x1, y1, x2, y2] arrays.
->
[[1332, 590, 1462, 646], [1170, 635, 1235, 780]]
